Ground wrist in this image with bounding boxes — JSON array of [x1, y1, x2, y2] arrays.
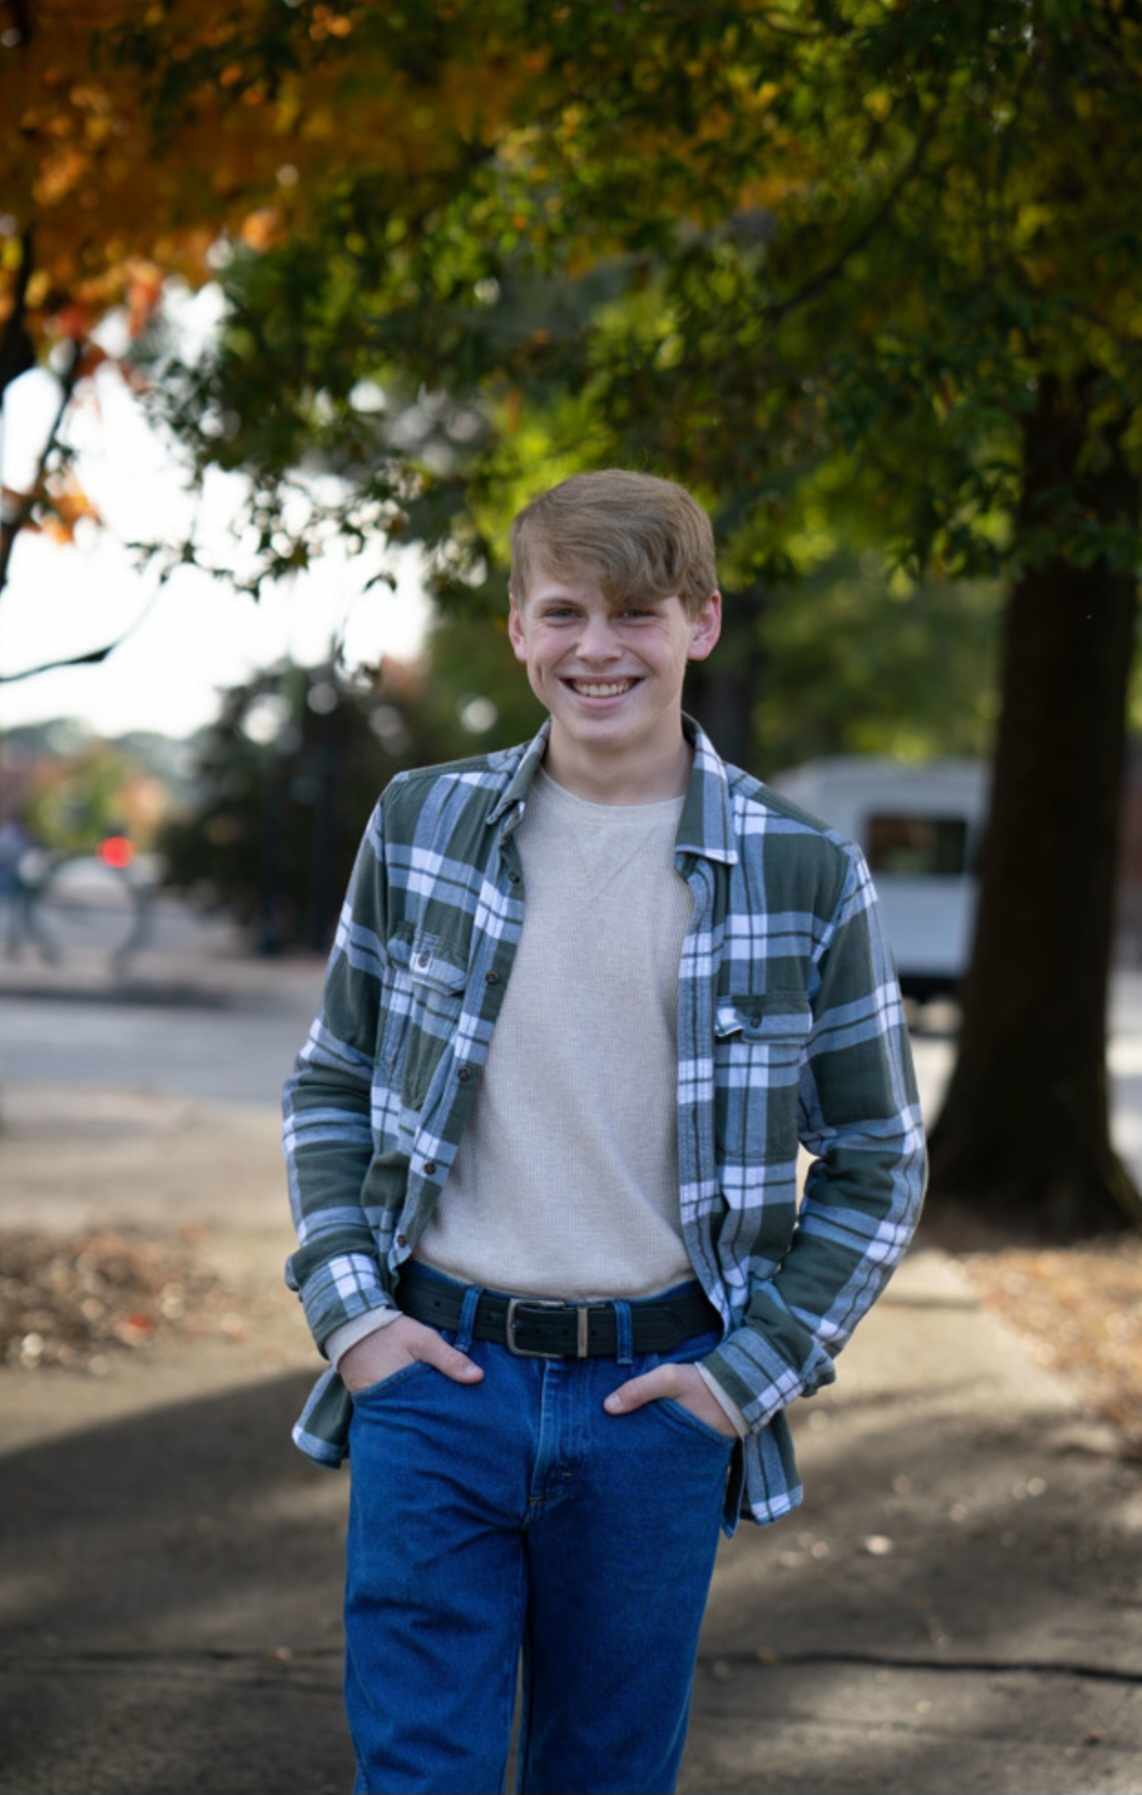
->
[[325, 1306, 402, 1372]]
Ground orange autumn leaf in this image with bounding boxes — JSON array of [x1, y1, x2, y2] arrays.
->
[[75, 342, 108, 379], [50, 300, 94, 341], [41, 476, 102, 544], [2, 0, 532, 354], [126, 265, 164, 338], [239, 207, 282, 251]]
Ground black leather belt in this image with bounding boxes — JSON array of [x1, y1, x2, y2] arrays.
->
[[394, 1260, 722, 1359]]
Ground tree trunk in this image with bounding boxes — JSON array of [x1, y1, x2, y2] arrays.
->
[[927, 366, 1141, 1239], [0, 226, 38, 588]]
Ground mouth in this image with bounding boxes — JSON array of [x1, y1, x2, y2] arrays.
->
[[559, 677, 643, 707]]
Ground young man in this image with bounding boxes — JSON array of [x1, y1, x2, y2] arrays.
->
[[282, 469, 928, 1795]]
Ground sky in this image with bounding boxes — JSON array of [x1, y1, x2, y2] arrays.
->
[[0, 285, 434, 741]]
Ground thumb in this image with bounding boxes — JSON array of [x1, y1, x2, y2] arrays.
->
[[432, 1341, 484, 1384], [604, 1371, 661, 1413]]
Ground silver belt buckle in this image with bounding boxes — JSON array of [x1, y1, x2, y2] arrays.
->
[[505, 1297, 591, 1358]]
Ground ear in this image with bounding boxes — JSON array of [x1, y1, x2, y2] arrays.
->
[[686, 590, 722, 663], [507, 597, 528, 663]]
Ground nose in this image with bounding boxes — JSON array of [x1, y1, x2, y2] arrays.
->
[[573, 612, 622, 661]]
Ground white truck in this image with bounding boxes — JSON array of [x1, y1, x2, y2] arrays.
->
[[766, 755, 990, 1003]]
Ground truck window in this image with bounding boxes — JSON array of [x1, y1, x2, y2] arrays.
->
[[866, 813, 970, 877]]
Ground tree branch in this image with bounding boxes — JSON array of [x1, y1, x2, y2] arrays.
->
[[0, 225, 36, 395], [0, 335, 84, 598], [0, 587, 163, 684], [762, 100, 940, 325]]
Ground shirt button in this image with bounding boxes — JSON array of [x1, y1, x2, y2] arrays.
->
[[485, 970, 500, 985], [457, 1066, 472, 1083], [396, 1233, 407, 1246], [423, 1160, 437, 1175], [508, 870, 521, 884]]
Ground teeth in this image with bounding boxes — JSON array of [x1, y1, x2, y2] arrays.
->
[[570, 680, 634, 697]]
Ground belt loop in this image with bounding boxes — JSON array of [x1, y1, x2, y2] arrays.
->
[[612, 1298, 633, 1367], [456, 1283, 482, 1354]]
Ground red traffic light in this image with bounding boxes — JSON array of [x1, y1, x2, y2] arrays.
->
[[99, 835, 135, 870]]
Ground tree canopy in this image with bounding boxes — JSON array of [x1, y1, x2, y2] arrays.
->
[[5, 1, 1141, 1233], [6, 4, 1140, 644], [97, 1, 1141, 611]]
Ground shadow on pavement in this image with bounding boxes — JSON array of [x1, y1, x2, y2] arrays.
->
[[1, 1364, 1139, 1795], [0, 979, 239, 1010], [1, 1371, 352, 1795]]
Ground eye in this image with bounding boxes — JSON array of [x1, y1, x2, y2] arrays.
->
[[539, 604, 654, 621]]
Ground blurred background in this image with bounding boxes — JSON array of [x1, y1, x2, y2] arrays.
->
[[1, 7, 1141, 1793]]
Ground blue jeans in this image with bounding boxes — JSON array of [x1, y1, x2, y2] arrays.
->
[[343, 1263, 737, 1794]]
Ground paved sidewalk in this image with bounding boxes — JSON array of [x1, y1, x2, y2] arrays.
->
[[0, 1085, 1140, 1795], [0, 921, 326, 1012]]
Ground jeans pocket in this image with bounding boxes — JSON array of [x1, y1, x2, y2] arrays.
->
[[644, 1327, 736, 1450], [349, 1358, 437, 1403], [348, 1323, 460, 1404], [648, 1395, 737, 1450]]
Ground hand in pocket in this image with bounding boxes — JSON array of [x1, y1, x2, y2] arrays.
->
[[604, 1362, 738, 1437], [340, 1314, 484, 1394]]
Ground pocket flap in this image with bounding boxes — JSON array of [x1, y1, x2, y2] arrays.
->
[[714, 991, 812, 1042], [386, 925, 467, 995]]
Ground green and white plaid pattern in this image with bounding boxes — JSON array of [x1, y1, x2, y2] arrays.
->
[[282, 711, 928, 1529]]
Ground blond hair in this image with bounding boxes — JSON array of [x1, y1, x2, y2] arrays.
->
[[508, 469, 717, 620]]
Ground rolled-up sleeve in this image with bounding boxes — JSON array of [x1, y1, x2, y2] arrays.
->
[[281, 795, 400, 1353]]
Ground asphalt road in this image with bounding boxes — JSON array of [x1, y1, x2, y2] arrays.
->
[[4, 896, 1142, 1185], [0, 984, 315, 1106], [0, 897, 319, 1106]]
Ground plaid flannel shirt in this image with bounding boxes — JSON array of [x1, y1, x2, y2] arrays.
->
[[282, 711, 928, 1535]]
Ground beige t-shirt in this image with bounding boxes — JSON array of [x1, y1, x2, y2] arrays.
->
[[325, 762, 749, 1437]]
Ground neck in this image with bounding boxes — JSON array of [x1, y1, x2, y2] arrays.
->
[[543, 723, 692, 804]]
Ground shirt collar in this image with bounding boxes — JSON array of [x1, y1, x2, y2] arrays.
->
[[486, 711, 738, 866]]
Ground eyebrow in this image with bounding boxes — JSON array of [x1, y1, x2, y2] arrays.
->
[[532, 593, 662, 608]]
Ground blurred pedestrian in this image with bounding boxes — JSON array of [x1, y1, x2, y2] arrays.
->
[[0, 817, 59, 965]]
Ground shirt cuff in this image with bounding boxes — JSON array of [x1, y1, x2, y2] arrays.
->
[[324, 1306, 403, 1371], [694, 1363, 751, 1438]]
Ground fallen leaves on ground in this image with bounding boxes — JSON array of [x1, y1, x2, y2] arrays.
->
[[5, 1213, 1140, 1444], [958, 1238, 1142, 1452], [0, 1227, 251, 1372], [916, 1205, 1142, 1456]]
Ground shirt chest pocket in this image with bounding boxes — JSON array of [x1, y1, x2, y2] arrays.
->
[[381, 926, 469, 1109], [713, 990, 813, 1160]]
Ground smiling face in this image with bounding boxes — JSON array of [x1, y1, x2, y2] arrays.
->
[[507, 565, 722, 801]]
